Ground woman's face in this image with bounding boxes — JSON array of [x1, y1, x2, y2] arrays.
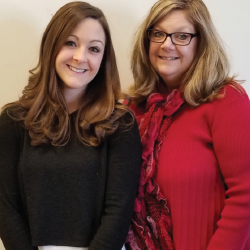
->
[[55, 18, 106, 99], [149, 10, 198, 91]]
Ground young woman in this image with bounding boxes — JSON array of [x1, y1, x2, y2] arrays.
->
[[0, 2, 141, 250], [125, 0, 250, 249]]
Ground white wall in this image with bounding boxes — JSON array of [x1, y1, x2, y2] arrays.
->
[[0, 0, 249, 249]]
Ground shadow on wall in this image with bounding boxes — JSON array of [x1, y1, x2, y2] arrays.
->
[[0, 13, 41, 109], [0, 6, 45, 250]]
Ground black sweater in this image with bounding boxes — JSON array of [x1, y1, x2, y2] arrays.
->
[[0, 108, 142, 250]]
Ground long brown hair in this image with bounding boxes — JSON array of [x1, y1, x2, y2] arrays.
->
[[2, 1, 132, 146], [129, 0, 240, 106]]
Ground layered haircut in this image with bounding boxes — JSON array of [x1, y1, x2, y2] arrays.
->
[[3, 1, 132, 146], [130, 0, 238, 106]]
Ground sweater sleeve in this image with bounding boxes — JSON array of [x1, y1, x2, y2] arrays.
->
[[207, 89, 250, 250], [88, 112, 142, 250], [0, 109, 38, 250]]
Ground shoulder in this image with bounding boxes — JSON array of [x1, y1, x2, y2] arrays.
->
[[117, 110, 134, 124], [108, 110, 140, 141], [0, 106, 24, 132], [115, 111, 138, 135], [130, 102, 147, 117], [209, 83, 250, 111], [209, 83, 250, 121], [0, 106, 16, 123], [219, 83, 249, 102]]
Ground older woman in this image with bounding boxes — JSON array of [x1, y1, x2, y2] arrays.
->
[[125, 0, 250, 250]]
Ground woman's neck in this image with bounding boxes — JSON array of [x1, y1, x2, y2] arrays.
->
[[63, 89, 83, 114], [157, 81, 180, 95]]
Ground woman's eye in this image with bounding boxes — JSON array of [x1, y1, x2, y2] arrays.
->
[[65, 41, 76, 47], [89, 47, 100, 53], [178, 34, 188, 40], [154, 31, 164, 38]]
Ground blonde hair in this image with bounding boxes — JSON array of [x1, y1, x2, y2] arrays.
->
[[130, 0, 238, 106], [2, 1, 132, 146]]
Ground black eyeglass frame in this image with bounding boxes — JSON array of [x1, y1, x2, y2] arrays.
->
[[147, 29, 199, 46]]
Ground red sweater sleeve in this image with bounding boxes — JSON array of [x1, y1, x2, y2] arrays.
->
[[207, 87, 250, 249]]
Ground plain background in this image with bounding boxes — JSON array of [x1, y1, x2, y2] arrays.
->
[[0, 0, 249, 249]]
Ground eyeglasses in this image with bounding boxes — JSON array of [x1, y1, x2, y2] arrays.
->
[[147, 29, 199, 46]]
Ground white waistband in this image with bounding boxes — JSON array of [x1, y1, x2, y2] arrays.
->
[[38, 247, 88, 250]]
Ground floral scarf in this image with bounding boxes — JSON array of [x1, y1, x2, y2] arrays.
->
[[125, 89, 184, 250]]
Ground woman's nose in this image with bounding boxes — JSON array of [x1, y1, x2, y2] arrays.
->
[[161, 36, 175, 50], [73, 48, 87, 63]]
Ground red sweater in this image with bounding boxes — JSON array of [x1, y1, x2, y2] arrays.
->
[[132, 85, 250, 250]]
